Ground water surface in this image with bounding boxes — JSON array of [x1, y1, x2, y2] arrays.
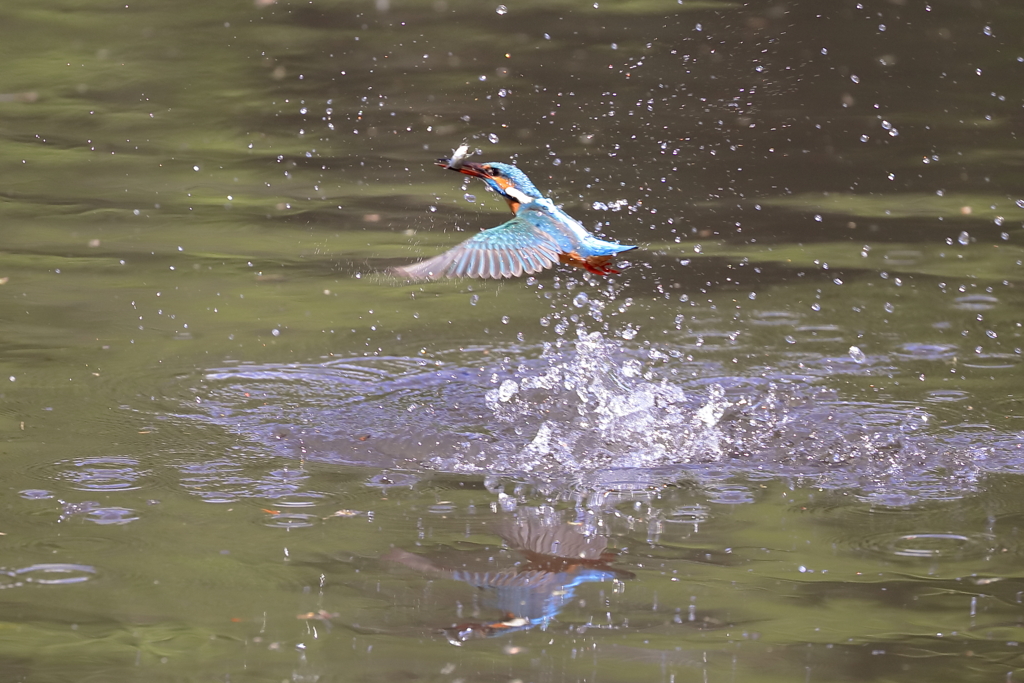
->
[[3, 0, 1024, 680]]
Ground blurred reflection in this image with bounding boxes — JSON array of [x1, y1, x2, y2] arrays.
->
[[384, 508, 633, 643]]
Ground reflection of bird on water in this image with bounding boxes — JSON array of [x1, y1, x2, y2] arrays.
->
[[383, 509, 634, 643], [393, 145, 636, 280]]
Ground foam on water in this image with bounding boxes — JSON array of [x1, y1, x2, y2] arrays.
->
[[178, 321, 1024, 502]]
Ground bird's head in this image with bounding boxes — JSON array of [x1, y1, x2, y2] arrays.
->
[[436, 158, 543, 213]]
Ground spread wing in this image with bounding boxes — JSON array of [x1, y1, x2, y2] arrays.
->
[[392, 215, 561, 280]]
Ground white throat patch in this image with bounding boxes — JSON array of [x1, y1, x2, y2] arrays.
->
[[504, 186, 532, 205]]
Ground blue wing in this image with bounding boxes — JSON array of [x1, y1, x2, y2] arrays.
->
[[393, 216, 561, 280]]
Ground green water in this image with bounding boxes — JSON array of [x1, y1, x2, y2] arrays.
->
[[3, 0, 1024, 680]]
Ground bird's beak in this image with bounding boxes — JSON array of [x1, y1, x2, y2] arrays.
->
[[436, 158, 488, 178]]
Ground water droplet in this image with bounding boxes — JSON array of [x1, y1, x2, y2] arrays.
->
[[849, 346, 867, 363], [572, 293, 589, 308], [784, 335, 796, 344], [487, 133, 499, 144], [469, 294, 479, 306], [495, 4, 507, 13], [464, 193, 476, 203], [501, 315, 509, 324], [850, 74, 860, 83], [1016, 199, 1024, 208], [497, 379, 518, 402], [860, 134, 869, 142], [621, 327, 637, 340], [958, 231, 970, 246], [884, 302, 894, 313], [621, 359, 643, 378]]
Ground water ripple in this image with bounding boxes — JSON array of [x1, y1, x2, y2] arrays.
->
[[854, 532, 1000, 561], [46, 456, 151, 491], [0, 563, 97, 588]]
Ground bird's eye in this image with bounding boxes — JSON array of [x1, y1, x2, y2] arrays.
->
[[488, 168, 501, 177]]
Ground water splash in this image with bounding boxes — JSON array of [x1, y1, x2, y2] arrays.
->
[[175, 314, 1024, 502]]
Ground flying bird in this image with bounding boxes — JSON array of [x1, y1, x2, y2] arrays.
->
[[393, 149, 636, 280]]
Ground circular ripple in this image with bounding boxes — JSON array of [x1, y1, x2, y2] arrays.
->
[[264, 495, 324, 509], [952, 294, 999, 311], [263, 512, 317, 529], [0, 563, 98, 588], [706, 485, 755, 505], [896, 343, 959, 362], [19, 489, 54, 500], [43, 457, 151, 491], [85, 507, 140, 525], [857, 532, 998, 560], [923, 389, 971, 403], [960, 353, 1021, 370]]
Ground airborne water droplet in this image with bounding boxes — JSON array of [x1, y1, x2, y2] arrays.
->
[[495, 4, 507, 13], [487, 133, 499, 144], [958, 231, 970, 246], [497, 379, 518, 402], [470, 294, 479, 306], [849, 346, 867, 363]]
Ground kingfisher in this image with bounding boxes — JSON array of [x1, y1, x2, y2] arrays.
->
[[383, 510, 634, 642], [393, 147, 636, 280]]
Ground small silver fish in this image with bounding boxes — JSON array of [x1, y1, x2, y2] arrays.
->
[[447, 142, 472, 170]]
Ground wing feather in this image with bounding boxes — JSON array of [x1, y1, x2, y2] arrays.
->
[[393, 215, 562, 281], [462, 248, 477, 278]]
